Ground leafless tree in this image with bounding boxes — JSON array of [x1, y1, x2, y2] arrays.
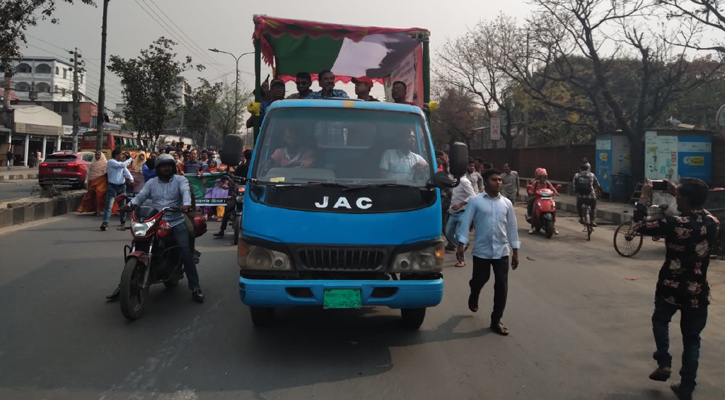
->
[[657, 0, 725, 53], [435, 14, 524, 160], [500, 0, 720, 179]]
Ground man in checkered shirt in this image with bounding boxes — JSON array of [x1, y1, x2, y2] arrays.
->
[[573, 164, 601, 226]]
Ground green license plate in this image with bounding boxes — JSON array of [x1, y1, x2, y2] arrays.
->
[[323, 289, 362, 309]]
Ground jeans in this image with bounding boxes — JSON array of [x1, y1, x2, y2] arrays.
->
[[102, 183, 127, 224], [470, 257, 509, 323], [7, 159, 11, 170], [576, 197, 597, 220], [171, 218, 200, 290], [652, 296, 708, 395], [445, 211, 466, 260]]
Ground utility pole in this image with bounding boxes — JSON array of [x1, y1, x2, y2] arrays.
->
[[95, 0, 110, 152], [208, 49, 253, 135], [70, 48, 85, 152]]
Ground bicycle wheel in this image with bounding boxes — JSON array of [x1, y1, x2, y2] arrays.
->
[[585, 206, 593, 241], [613, 221, 643, 257]]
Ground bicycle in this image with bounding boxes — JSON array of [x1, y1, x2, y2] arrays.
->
[[581, 203, 594, 241], [613, 204, 668, 257]]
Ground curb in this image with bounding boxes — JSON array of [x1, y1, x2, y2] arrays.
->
[[557, 199, 632, 225], [0, 192, 84, 229], [0, 173, 38, 181]]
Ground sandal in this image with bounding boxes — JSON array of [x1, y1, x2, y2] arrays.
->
[[490, 322, 509, 336], [455, 261, 465, 268]]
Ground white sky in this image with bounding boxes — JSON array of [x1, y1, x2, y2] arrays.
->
[[21, 0, 720, 111], [21, 0, 536, 106]]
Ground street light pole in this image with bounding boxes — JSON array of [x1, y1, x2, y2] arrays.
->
[[209, 49, 253, 136]]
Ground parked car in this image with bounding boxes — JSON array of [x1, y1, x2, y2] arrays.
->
[[39, 151, 94, 189]]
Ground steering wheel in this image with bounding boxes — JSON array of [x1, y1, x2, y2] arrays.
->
[[282, 160, 303, 168]]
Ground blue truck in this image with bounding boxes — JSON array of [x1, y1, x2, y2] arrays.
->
[[219, 16, 468, 329]]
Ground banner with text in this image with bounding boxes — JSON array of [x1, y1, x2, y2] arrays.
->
[[186, 172, 230, 206]]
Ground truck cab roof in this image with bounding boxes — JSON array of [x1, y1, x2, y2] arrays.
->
[[265, 99, 425, 116]]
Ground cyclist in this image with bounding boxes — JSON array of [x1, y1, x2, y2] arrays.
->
[[573, 164, 601, 227]]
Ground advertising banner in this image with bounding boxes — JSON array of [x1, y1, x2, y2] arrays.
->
[[186, 172, 230, 206]]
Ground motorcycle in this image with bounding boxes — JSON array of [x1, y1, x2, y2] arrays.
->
[[116, 194, 207, 320], [525, 184, 563, 239]]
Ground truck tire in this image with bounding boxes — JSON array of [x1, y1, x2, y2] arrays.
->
[[250, 306, 275, 327], [401, 308, 426, 330]]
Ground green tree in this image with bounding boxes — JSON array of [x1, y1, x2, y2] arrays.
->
[[185, 78, 222, 149], [213, 81, 250, 138], [0, 0, 95, 71], [108, 37, 203, 143]]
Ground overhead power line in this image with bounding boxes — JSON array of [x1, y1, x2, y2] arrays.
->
[[134, 0, 226, 75]]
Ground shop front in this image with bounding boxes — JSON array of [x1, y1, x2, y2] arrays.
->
[[8, 105, 63, 166]]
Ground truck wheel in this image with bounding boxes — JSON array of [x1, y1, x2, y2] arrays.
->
[[401, 308, 426, 330], [250, 307, 275, 327]]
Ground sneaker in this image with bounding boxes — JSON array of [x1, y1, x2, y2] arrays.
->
[[592, 222, 598, 227], [670, 383, 692, 400], [554, 229, 559, 235], [528, 228, 535, 234], [649, 367, 671, 382], [100, 223, 108, 231], [106, 286, 120, 301], [192, 288, 205, 303]]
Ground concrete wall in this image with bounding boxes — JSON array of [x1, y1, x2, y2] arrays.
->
[[0, 192, 84, 229]]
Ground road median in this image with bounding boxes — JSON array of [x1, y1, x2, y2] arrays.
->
[[0, 172, 38, 181], [0, 190, 85, 229]]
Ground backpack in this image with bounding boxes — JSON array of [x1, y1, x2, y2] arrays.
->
[[575, 173, 592, 195]]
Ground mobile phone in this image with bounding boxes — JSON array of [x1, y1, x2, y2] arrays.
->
[[651, 180, 668, 191]]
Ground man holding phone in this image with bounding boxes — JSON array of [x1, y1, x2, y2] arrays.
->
[[633, 178, 719, 400]]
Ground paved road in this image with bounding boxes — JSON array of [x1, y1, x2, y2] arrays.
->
[[0, 209, 723, 400], [0, 180, 39, 201]]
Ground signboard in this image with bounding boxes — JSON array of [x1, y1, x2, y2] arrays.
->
[[187, 172, 230, 206], [715, 104, 725, 138], [490, 117, 501, 141], [14, 122, 63, 136]]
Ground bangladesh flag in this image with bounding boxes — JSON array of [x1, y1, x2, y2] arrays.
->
[[267, 32, 421, 79]]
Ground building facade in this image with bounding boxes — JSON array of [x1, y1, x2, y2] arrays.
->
[[3, 57, 86, 103]]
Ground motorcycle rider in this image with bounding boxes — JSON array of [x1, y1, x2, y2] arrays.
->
[[107, 154, 204, 303], [527, 168, 559, 235], [214, 149, 253, 237]]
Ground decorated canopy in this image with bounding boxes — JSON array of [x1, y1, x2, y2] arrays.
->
[[253, 15, 429, 86]]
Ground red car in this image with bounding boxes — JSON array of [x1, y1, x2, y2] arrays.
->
[[39, 151, 95, 189]]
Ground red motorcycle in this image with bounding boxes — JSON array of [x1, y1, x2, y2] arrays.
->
[[117, 195, 207, 320], [525, 184, 563, 239]]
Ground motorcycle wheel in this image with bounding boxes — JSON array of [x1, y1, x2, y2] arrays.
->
[[233, 214, 240, 246], [544, 220, 554, 239], [120, 257, 150, 321]]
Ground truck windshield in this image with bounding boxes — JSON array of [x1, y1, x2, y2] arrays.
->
[[253, 107, 434, 187]]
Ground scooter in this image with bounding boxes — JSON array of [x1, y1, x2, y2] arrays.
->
[[525, 184, 563, 239], [116, 194, 207, 320]]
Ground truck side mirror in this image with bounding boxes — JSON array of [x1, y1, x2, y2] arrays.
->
[[433, 171, 455, 188], [448, 142, 468, 178], [221, 134, 244, 167]]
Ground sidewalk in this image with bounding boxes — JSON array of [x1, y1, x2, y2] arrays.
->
[[0, 168, 38, 181], [555, 194, 632, 224]]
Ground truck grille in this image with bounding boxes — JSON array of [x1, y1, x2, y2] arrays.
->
[[298, 247, 386, 271]]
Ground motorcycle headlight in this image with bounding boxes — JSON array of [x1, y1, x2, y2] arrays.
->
[[132, 221, 155, 237], [235, 195, 245, 203], [390, 242, 445, 273], [237, 241, 291, 271]]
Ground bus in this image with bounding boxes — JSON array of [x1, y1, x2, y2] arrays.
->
[[80, 131, 153, 159]]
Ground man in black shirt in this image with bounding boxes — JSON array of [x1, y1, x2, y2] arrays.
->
[[214, 150, 253, 237]]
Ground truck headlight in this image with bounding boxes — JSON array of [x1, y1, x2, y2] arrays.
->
[[390, 242, 445, 273], [238, 241, 291, 271]]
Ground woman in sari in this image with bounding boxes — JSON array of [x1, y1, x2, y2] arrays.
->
[[77, 150, 108, 216], [128, 153, 147, 194], [173, 151, 184, 175]]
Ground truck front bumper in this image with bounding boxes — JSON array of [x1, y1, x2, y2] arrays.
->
[[239, 277, 444, 309]]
